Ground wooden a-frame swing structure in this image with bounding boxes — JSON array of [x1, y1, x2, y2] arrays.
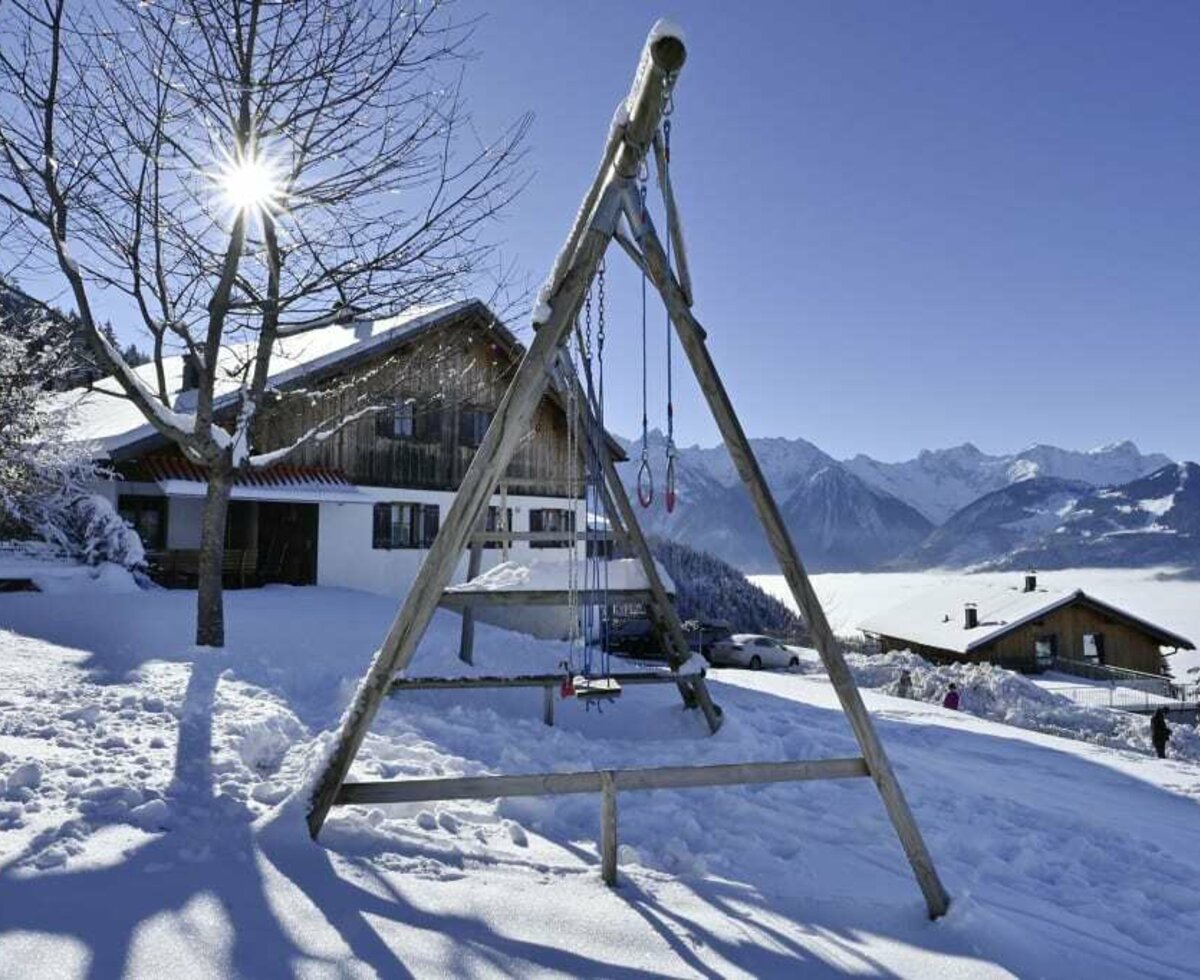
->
[[308, 20, 951, 919]]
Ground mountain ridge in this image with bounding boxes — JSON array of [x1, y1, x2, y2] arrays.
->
[[616, 431, 1190, 573]]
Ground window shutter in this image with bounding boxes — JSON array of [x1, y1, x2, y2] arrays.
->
[[422, 504, 440, 547], [372, 503, 390, 549], [374, 409, 392, 439]]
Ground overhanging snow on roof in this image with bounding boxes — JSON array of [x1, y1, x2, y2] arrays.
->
[[52, 300, 476, 458], [859, 578, 1194, 653], [142, 458, 365, 505]]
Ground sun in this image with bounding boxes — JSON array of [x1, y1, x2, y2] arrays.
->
[[217, 152, 285, 215]]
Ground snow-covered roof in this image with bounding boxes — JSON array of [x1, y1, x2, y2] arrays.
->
[[859, 577, 1194, 653], [447, 557, 676, 596], [52, 300, 479, 458]]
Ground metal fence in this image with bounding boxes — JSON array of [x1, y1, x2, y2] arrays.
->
[[1047, 682, 1200, 715]]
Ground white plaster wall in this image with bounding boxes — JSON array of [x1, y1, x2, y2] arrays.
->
[[317, 487, 586, 639]]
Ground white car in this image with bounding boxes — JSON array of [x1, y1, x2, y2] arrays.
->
[[708, 634, 800, 670]]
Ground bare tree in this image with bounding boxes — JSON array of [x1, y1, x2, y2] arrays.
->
[[0, 0, 528, 645]]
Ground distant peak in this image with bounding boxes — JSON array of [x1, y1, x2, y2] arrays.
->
[[1088, 439, 1137, 455]]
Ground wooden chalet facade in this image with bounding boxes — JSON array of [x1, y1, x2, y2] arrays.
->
[[860, 574, 1194, 676], [65, 301, 610, 597]]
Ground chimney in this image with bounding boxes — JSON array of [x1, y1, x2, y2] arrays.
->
[[964, 603, 978, 630], [181, 349, 203, 392], [1024, 571, 1037, 593]]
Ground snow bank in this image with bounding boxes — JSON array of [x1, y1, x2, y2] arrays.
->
[[844, 650, 1200, 761], [0, 545, 141, 594]]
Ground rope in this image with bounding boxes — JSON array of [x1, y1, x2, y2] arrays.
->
[[636, 180, 654, 509], [663, 120, 677, 514]]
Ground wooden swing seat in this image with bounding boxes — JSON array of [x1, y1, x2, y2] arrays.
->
[[571, 676, 624, 700]]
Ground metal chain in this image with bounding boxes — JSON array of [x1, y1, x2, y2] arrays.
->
[[636, 179, 653, 508]]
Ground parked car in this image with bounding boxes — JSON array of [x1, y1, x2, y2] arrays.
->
[[707, 633, 800, 670], [682, 619, 733, 660]]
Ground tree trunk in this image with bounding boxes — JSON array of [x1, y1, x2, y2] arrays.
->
[[196, 466, 233, 648]]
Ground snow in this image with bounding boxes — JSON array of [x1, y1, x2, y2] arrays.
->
[[51, 301, 470, 457], [446, 555, 676, 595], [843, 441, 1172, 525], [3, 582, 1200, 977], [1139, 494, 1175, 516], [0, 547, 140, 594]]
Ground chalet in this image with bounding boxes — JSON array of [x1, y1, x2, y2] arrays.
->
[[58, 300, 616, 599], [859, 573, 1194, 676]]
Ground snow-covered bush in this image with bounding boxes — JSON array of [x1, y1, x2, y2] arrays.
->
[[0, 296, 144, 571]]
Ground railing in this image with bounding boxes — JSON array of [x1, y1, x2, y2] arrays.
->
[[1048, 684, 1200, 714], [1049, 657, 1174, 697], [335, 757, 871, 886]]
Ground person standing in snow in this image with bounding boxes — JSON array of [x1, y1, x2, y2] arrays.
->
[[942, 683, 960, 711], [1150, 707, 1171, 759], [896, 670, 913, 699]]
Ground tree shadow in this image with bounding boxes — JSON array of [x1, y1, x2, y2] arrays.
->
[[4, 590, 1200, 977]]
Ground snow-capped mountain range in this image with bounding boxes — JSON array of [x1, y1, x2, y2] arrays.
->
[[617, 432, 1192, 573], [843, 440, 1173, 524]]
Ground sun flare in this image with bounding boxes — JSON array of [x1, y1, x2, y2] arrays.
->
[[218, 154, 285, 214]]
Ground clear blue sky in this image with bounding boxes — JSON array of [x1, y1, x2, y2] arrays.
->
[[25, 2, 1199, 463], [452, 0, 1200, 463]]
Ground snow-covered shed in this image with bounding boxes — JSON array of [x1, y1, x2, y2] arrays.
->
[[859, 573, 1193, 675]]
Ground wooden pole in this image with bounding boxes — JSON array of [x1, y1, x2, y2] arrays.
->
[[652, 130, 693, 307], [560, 350, 723, 734], [600, 770, 618, 886], [620, 190, 951, 920], [307, 24, 686, 839], [459, 520, 485, 665]]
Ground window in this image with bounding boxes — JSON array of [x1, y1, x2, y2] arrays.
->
[[1034, 633, 1057, 668], [483, 506, 513, 550], [372, 502, 440, 549], [375, 398, 443, 442], [118, 495, 166, 550], [1082, 633, 1106, 665], [529, 508, 576, 549], [459, 408, 493, 448], [375, 399, 415, 440]]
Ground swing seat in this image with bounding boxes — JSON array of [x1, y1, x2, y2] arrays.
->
[[572, 675, 623, 700]]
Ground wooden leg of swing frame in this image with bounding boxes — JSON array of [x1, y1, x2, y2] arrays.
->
[[600, 770, 618, 886], [559, 351, 722, 733]]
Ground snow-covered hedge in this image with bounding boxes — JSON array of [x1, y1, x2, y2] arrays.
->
[[846, 650, 1200, 762]]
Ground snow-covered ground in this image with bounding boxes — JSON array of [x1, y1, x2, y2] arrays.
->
[[752, 567, 1200, 679], [3, 583, 1200, 978]]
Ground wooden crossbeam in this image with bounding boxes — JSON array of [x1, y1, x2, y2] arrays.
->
[[468, 529, 609, 544], [308, 19, 948, 923], [335, 757, 870, 805], [440, 588, 656, 609], [389, 670, 699, 692], [619, 184, 951, 920], [307, 24, 685, 840]]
